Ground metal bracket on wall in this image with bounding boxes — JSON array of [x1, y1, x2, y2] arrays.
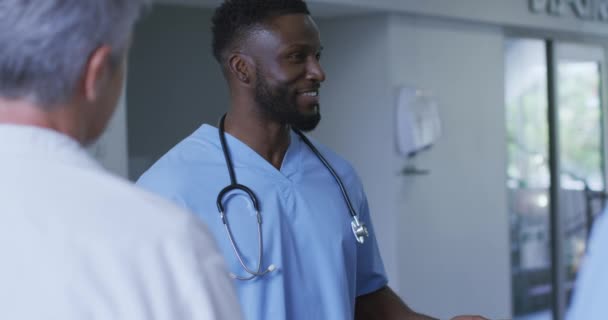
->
[[400, 165, 430, 176], [399, 158, 430, 176]]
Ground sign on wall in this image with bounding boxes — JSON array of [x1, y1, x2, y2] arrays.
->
[[530, 0, 608, 21]]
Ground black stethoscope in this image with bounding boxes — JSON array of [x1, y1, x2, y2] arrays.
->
[[216, 114, 369, 280]]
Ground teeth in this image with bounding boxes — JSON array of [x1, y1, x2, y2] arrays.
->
[[302, 92, 318, 97]]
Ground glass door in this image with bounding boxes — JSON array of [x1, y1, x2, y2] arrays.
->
[[506, 38, 553, 320], [506, 40, 607, 320], [554, 42, 606, 315]]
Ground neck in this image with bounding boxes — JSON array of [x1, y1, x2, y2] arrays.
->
[[224, 103, 291, 170], [0, 98, 85, 144]]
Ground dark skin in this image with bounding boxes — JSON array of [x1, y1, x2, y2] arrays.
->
[[223, 14, 324, 169], [221, 13, 487, 320]]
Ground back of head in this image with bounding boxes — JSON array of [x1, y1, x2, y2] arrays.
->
[[211, 0, 310, 64], [0, 0, 149, 109]]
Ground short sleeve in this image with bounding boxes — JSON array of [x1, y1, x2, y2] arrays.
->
[[355, 195, 389, 296]]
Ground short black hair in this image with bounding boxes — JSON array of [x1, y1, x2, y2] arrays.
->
[[211, 0, 310, 63]]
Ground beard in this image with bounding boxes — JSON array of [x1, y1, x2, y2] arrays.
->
[[254, 70, 321, 132]]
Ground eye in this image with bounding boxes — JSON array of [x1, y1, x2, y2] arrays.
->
[[287, 52, 306, 63], [315, 52, 322, 61]]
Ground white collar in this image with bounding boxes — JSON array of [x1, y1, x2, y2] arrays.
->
[[0, 124, 101, 170]]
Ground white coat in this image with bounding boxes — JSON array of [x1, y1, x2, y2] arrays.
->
[[0, 124, 242, 320]]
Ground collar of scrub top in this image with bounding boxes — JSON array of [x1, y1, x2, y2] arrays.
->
[[216, 114, 369, 280]]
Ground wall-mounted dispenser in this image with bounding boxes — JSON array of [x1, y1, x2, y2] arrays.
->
[[395, 86, 442, 175]]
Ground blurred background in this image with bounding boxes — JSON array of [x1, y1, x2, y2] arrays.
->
[[90, 1, 608, 319]]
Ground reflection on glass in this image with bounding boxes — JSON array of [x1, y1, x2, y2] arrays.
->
[[558, 61, 603, 191], [506, 40, 607, 320], [557, 58, 604, 309], [505, 38, 553, 320]]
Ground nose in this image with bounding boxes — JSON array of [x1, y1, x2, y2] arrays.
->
[[306, 58, 326, 83]]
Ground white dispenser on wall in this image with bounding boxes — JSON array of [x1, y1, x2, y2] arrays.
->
[[395, 86, 442, 158]]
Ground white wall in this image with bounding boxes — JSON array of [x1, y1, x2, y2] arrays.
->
[[313, 13, 512, 319], [387, 15, 511, 319], [313, 14, 401, 293]]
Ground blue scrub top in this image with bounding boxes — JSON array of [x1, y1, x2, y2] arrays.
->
[[137, 124, 387, 320]]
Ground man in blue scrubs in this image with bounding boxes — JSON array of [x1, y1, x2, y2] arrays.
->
[[138, 0, 486, 319]]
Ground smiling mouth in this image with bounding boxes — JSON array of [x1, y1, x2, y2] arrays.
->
[[299, 91, 319, 97]]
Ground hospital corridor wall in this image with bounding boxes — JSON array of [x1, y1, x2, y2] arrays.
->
[[315, 14, 511, 319], [388, 15, 511, 318], [123, 4, 513, 320], [312, 13, 400, 303]]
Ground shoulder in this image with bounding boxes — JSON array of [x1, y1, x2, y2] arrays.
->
[[81, 174, 233, 309], [137, 125, 223, 195], [83, 170, 212, 243], [298, 132, 364, 189], [299, 132, 355, 171], [43, 164, 215, 255]]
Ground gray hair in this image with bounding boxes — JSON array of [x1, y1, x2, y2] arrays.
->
[[0, 0, 149, 108]]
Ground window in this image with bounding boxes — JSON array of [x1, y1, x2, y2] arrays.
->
[[506, 39, 607, 320]]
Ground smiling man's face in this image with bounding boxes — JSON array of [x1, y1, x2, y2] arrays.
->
[[248, 13, 326, 131]]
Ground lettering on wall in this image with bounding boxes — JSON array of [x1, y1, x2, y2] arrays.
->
[[530, 0, 608, 21]]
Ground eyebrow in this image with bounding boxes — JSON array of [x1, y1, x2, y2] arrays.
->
[[283, 44, 324, 52]]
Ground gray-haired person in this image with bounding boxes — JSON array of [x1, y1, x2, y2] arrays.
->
[[0, 1, 241, 319]]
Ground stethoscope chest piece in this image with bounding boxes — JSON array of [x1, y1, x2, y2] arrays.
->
[[351, 216, 369, 244]]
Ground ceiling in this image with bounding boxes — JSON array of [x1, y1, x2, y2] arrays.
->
[[154, 0, 379, 18]]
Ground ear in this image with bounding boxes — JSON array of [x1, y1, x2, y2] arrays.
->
[[82, 45, 114, 102], [227, 53, 254, 85]]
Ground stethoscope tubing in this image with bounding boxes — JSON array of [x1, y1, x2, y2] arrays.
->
[[216, 114, 367, 280], [292, 129, 358, 219]]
